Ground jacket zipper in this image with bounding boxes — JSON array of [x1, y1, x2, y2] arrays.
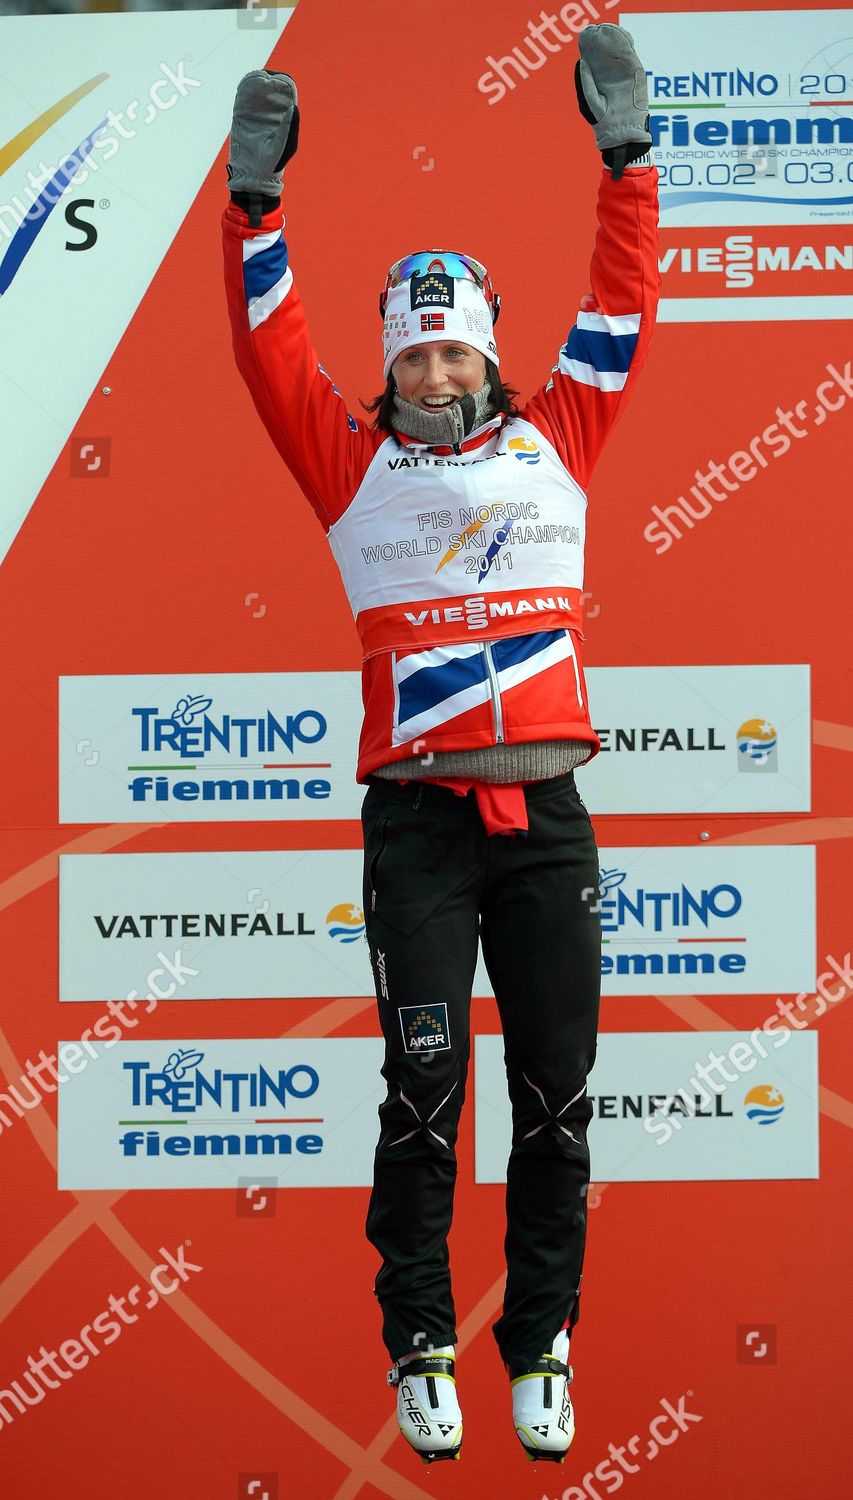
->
[[482, 640, 504, 744]]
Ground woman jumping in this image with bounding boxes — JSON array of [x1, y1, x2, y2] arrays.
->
[[222, 23, 658, 1464]]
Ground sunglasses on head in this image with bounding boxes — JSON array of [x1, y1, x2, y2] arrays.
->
[[379, 250, 500, 323]]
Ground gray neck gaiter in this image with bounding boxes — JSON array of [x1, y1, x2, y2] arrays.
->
[[392, 381, 495, 447]]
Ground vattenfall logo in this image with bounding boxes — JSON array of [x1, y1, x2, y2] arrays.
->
[[93, 909, 317, 940], [507, 436, 540, 465], [325, 904, 365, 944], [126, 692, 331, 806], [595, 715, 778, 769], [743, 1084, 785, 1125], [596, 723, 727, 753], [737, 718, 777, 772], [593, 1091, 734, 1121]]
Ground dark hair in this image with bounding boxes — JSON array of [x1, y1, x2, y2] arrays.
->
[[361, 359, 520, 435]]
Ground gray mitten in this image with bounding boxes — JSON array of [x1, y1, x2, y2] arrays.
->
[[575, 24, 651, 180], [227, 70, 299, 221]]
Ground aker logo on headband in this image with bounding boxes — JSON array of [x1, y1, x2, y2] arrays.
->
[[398, 1003, 451, 1054], [410, 272, 454, 310]]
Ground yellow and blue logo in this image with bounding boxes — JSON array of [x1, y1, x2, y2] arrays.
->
[[325, 903, 365, 944], [737, 718, 777, 771], [507, 435, 540, 464], [0, 75, 108, 295], [743, 1084, 785, 1125]]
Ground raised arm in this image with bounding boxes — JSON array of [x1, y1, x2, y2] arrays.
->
[[522, 25, 660, 489], [221, 71, 382, 529]]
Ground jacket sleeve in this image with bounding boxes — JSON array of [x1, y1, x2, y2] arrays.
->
[[521, 165, 660, 490], [221, 199, 384, 528]]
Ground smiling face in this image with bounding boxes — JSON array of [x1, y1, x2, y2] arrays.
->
[[391, 340, 487, 410]]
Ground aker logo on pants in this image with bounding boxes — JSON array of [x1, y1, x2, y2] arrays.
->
[[399, 1003, 451, 1054]]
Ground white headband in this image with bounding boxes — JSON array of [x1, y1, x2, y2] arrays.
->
[[382, 272, 500, 380]]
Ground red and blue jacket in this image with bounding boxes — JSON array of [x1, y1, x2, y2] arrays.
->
[[222, 167, 659, 826]]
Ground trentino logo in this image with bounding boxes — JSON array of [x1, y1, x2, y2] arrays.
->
[[163, 1047, 204, 1081], [126, 691, 331, 806], [596, 868, 627, 903], [124, 1049, 319, 1111], [737, 718, 778, 771], [595, 866, 748, 980], [597, 866, 742, 933], [117, 1049, 325, 1160], [743, 1085, 785, 1125], [131, 693, 327, 758]]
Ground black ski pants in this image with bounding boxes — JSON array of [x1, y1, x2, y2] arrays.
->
[[360, 769, 601, 1373]]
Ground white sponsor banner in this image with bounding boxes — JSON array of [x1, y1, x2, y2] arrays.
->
[[60, 844, 815, 1000], [58, 664, 810, 821], [59, 849, 375, 1001], [625, 10, 853, 227], [0, 6, 293, 564], [659, 295, 853, 322], [579, 844, 815, 996], [475, 1030, 819, 1182], [58, 672, 364, 822], [581, 664, 810, 814], [57, 1037, 384, 1191], [625, 10, 853, 322]]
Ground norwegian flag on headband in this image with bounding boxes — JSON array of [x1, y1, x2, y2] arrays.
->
[[382, 277, 499, 379]]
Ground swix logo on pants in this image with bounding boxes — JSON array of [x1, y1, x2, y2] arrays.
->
[[375, 949, 389, 1000]]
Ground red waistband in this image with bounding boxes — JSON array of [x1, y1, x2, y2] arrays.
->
[[411, 775, 529, 836]]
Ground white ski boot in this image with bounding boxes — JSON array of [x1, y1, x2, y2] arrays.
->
[[509, 1329, 575, 1462], [387, 1345, 462, 1463]]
